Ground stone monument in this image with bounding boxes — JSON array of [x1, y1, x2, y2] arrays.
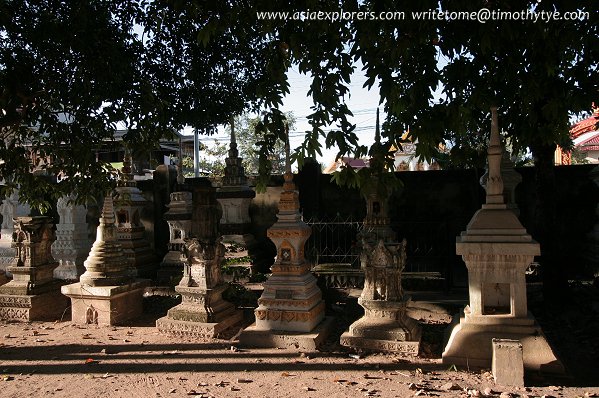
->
[[340, 238, 421, 354], [61, 195, 150, 325], [0, 216, 68, 321], [113, 150, 159, 278], [52, 194, 92, 280], [442, 107, 564, 374], [340, 117, 421, 354], [360, 108, 395, 243], [157, 154, 193, 287], [0, 188, 31, 277], [158, 190, 193, 286], [239, 128, 331, 350], [216, 118, 256, 274], [157, 180, 243, 337]]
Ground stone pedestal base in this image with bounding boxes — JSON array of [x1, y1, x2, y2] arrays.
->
[[156, 285, 243, 338], [239, 316, 334, 351], [61, 279, 150, 326], [340, 299, 421, 355], [254, 300, 326, 333], [442, 310, 564, 374], [156, 312, 242, 338], [0, 287, 69, 321]]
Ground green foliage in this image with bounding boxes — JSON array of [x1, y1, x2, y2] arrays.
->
[[0, 0, 271, 210], [191, 112, 296, 178], [222, 282, 259, 308], [2, 1, 597, 209]]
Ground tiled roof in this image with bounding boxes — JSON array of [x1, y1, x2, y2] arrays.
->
[[570, 109, 599, 139]]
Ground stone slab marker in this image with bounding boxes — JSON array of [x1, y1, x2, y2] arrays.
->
[[157, 180, 242, 337], [492, 339, 524, 387], [62, 196, 150, 326], [442, 107, 564, 375], [0, 216, 68, 321]]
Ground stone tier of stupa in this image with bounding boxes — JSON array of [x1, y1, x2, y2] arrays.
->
[[0, 187, 30, 279], [442, 107, 564, 374]]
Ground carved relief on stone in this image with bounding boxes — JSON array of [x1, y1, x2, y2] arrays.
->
[[255, 303, 325, 323], [360, 239, 406, 302], [180, 237, 224, 289]]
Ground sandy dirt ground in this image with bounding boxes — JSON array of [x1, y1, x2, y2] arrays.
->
[[0, 291, 597, 398]]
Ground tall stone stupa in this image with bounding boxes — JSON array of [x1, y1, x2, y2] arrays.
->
[[239, 125, 331, 350], [442, 107, 563, 374]]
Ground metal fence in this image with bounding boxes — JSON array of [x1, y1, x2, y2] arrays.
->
[[305, 216, 451, 277], [304, 215, 362, 268]]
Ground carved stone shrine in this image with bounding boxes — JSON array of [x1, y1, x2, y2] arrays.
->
[[113, 150, 159, 278], [359, 109, 395, 243], [0, 216, 68, 321], [0, 188, 30, 278], [157, 180, 242, 337], [216, 119, 256, 273], [61, 196, 149, 325], [340, 239, 421, 354], [157, 190, 193, 286], [239, 129, 331, 350], [442, 108, 564, 374], [52, 194, 92, 280]]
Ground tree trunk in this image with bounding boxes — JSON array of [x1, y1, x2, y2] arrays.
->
[[530, 142, 568, 300]]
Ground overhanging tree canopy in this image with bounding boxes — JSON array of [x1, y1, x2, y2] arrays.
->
[[0, 0, 275, 210]]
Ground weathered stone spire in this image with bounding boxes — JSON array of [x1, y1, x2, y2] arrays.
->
[[221, 116, 247, 187], [118, 148, 136, 188], [278, 123, 301, 220], [230, 115, 237, 147], [485, 107, 504, 205]]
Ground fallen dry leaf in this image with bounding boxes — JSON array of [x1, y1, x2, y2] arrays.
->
[[441, 382, 462, 391]]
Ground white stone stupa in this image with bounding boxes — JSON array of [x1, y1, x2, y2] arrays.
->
[[442, 107, 564, 374]]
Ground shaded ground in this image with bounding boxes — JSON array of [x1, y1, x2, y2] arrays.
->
[[0, 283, 597, 398]]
